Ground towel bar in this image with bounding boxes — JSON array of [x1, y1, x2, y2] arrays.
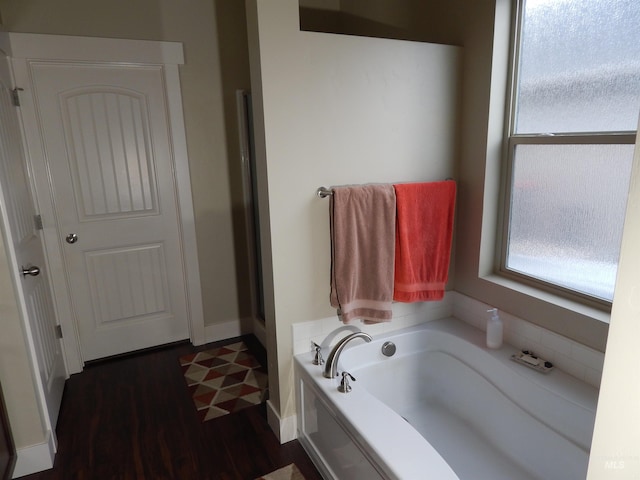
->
[[317, 179, 454, 199]]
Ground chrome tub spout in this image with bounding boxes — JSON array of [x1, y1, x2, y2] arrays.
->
[[323, 332, 372, 378]]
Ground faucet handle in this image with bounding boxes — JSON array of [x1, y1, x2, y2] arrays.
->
[[338, 371, 356, 393], [312, 342, 324, 366]]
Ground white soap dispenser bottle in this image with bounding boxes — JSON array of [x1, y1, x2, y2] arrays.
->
[[486, 308, 503, 349]]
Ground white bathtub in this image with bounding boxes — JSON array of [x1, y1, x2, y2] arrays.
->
[[294, 318, 598, 480]]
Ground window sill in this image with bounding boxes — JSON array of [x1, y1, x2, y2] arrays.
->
[[480, 273, 611, 326]]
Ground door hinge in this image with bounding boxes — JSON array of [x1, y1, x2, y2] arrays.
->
[[11, 87, 24, 107], [34, 214, 43, 230], [55, 325, 63, 339]]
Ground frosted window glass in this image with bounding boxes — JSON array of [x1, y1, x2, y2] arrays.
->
[[515, 0, 640, 134], [506, 144, 634, 301]]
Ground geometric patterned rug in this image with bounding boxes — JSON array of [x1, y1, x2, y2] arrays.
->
[[255, 463, 306, 480], [179, 340, 269, 422]]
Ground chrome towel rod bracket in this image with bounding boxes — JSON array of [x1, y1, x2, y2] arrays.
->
[[317, 186, 333, 198]]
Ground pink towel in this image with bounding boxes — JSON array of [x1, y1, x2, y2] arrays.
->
[[393, 181, 456, 302], [330, 184, 396, 323]]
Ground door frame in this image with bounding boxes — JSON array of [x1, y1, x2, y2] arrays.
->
[[4, 33, 204, 373]]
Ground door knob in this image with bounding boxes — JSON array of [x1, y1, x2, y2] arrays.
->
[[21, 265, 41, 277], [65, 233, 78, 244]]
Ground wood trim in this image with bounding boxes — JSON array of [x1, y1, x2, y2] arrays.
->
[[163, 65, 205, 346], [203, 318, 253, 344], [3, 33, 184, 65]]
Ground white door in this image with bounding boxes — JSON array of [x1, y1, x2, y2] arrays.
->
[[0, 54, 65, 429], [27, 62, 191, 361]]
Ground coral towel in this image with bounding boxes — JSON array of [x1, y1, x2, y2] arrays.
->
[[393, 181, 456, 302], [330, 184, 396, 323]]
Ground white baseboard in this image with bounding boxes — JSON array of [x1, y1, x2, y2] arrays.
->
[[12, 430, 56, 478], [266, 399, 297, 444], [252, 318, 267, 348], [204, 317, 253, 343]]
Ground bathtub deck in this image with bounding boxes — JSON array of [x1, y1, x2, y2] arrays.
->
[[404, 401, 539, 480]]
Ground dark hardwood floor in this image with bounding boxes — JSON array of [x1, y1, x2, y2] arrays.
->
[[22, 336, 323, 480]]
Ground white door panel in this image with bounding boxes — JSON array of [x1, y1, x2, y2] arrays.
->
[[0, 54, 65, 430], [29, 62, 190, 361]]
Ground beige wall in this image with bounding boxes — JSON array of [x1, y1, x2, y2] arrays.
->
[[587, 121, 640, 478], [0, 234, 47, 449], [299, 0, 340, 9], [0, 0, 254, 330], [587, 119, 640, 480], [247, 0, 461, 421]]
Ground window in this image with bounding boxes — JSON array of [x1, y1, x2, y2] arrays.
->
[[502, 0, 640, 304]]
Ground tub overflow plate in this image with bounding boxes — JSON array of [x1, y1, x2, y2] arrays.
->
[[381, 341, 396, 357]]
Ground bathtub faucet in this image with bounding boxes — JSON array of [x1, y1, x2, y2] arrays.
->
[[323, 332, 372, 379]]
